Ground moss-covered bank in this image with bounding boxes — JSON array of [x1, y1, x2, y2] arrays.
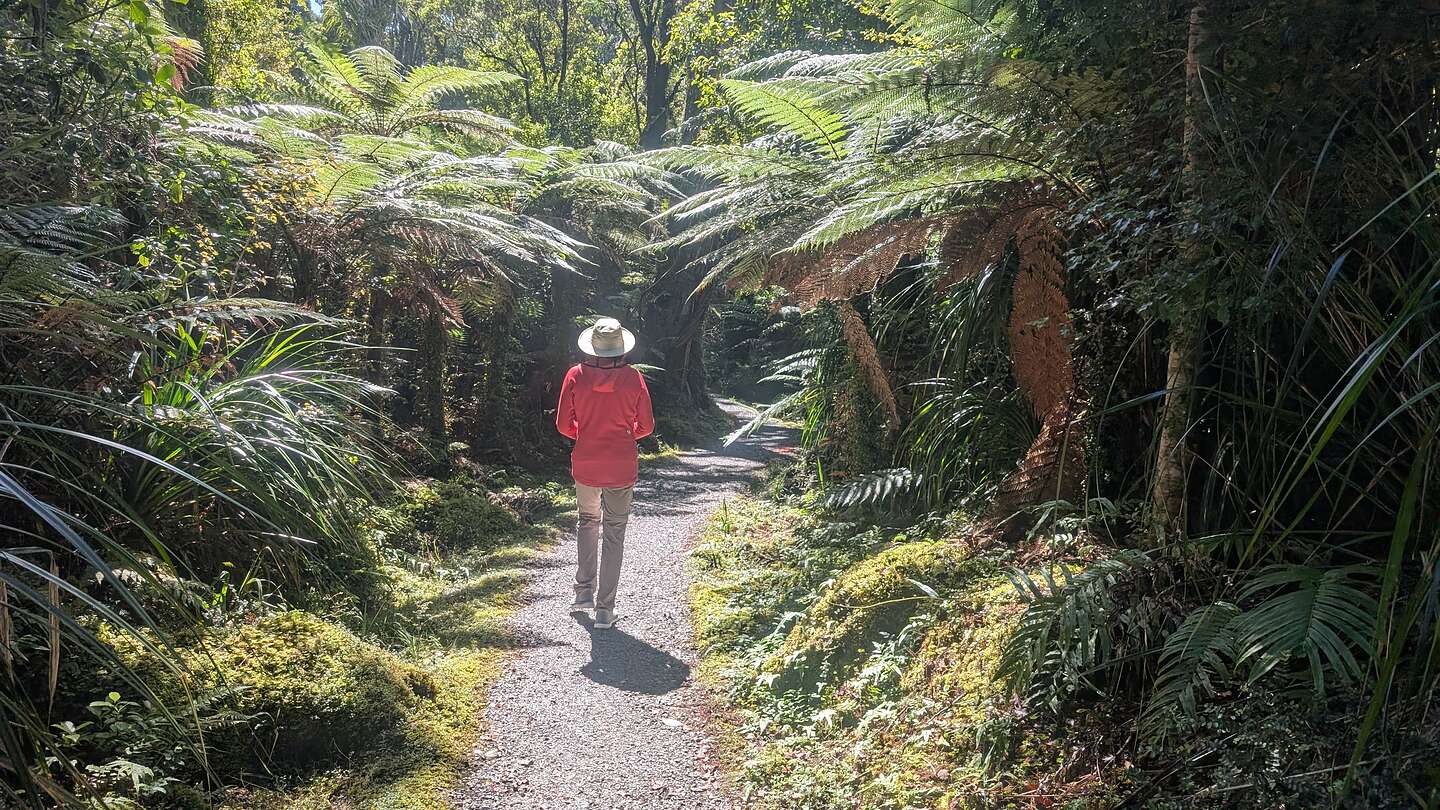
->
[[223, 476, 572, 809], [688, 493, 1128, 809], [74, 473, 571, 809]]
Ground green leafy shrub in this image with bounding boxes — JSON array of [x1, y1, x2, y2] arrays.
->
[[367, 475, 523, 554], [52, 691, 211, 810], [363, 481, 441, 553], [431, 475, 523, 548], [1145, 686, 1440, 809]]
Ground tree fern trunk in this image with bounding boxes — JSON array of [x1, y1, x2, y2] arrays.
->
[[420, 310, 447, 443]]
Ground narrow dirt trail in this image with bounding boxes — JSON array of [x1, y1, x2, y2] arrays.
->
[[453, 403, 795, 810]]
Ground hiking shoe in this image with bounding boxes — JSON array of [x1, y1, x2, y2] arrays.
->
[[569, 598, 594, 614], [593, 608, 616, 629]]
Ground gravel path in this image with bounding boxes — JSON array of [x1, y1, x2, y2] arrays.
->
[[453, 403, 796, 810]]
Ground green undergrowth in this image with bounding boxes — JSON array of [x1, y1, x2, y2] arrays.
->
[[81, 471, 572, 809], [689, 486, 1127, 809], [652, 398, 737, 448], [227, 474, 572, 809], [689, 479, 1437, 808]]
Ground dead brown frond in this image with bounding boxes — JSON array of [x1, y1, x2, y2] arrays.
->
[[757, 182, 1083, 522], [765, 217, 946, 308], [936, 182, 1063, 290], [994, 400, 1088, 533], [932, 190, 1085, 532], [991, 206, 1085, 534], [1009, 207, 1073, 419]]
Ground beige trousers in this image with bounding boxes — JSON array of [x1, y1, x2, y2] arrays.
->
[[574, 483, 634, 611]]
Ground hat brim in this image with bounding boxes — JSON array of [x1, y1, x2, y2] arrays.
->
[[577, 326, 636, 358]]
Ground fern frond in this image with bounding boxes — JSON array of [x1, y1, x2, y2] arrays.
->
[[1143, 601, 1242, 737], [1235, 564, 1377, 693], [313, 160, 388, 204], [348, 45, 404, 91], [997, 549, 1157, 712], [391, 65, 521, 127], [821, 467, 925, 510], [255, 118, 329, 160], [719, 79, 849, 159], [406, 109, 517, 139], [727, 51, 819, 80]]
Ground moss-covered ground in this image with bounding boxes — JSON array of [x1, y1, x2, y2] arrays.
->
[[179, 475, 577, 809], [688, 482, 1130, 809]]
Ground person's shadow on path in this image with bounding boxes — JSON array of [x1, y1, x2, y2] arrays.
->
[[574, 615, 691, 695]]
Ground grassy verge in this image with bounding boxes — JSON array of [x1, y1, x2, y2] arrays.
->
[[210, 477, 576, 809]]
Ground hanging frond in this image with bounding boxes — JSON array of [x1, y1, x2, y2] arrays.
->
[[719, 79, 849, 158], [838, 300, 901, 432], [768, 217, 945, 307], [821, 467, 926, 510]]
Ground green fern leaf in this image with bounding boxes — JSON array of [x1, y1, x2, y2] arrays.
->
[[718, 79, 848, 159], [1234, 564, 1377, 694], [1142, 601, 1242, 738]]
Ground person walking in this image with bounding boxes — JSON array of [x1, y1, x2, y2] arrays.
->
[[555, 317, 654, 629]]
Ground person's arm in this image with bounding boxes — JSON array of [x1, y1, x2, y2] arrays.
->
[[632, 370, 655, 440], [555, 367, 579, 440]]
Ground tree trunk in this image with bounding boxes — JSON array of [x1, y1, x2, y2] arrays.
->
[[420, 310, 448, 443], [365, 289, 389, 385], [557, 0, 572, 105], [283, 222, 321, 306], [1152, 318, 1195, 533], [679, 69, 702, 145], [1151, 0, 1218, 537], [630, 0, 678, 149], [479, 301, 514, 447]]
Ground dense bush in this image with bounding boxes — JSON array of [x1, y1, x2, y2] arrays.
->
[[367, 475, 523, 555]]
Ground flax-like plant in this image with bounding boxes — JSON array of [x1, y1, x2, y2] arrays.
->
[[0, 193, 398, 803]]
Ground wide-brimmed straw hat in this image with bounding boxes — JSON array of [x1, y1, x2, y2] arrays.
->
[[577, 317, 636, 358]]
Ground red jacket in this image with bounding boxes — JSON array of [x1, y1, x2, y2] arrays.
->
[[555, 362, 655, 487]]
